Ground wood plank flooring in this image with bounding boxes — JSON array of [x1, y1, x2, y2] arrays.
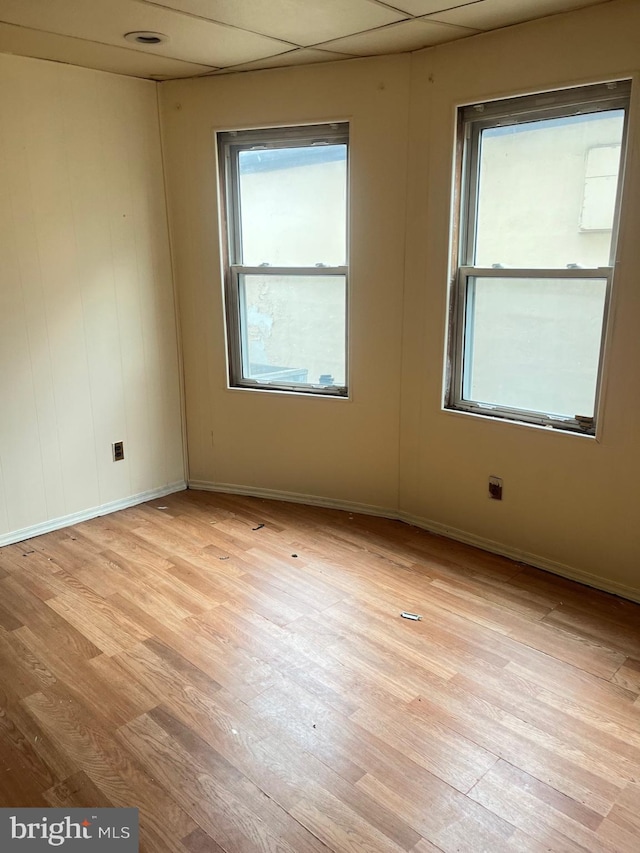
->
[[1, 490, 639, 852]]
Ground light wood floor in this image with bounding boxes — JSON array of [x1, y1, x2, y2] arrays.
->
[[1, 490, 639, 852]]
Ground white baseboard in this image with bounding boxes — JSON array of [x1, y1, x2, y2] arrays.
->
[[0, 480, 187, 548], [188, 479, 398, 519], [189, 479, 640, 604], [398, 511, 640, 605]]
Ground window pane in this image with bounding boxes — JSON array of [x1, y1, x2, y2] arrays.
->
[[238, 145, 347, 266], [464, 276, 607, 418], [474, 111, 625, 268], [239, 274, 346, 387]]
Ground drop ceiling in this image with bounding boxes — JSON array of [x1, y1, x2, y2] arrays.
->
[[0, 0, 613, 80]]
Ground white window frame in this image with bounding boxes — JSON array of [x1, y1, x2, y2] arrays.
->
[[446, 81, 631, 435], [217, 123, 349, 397]]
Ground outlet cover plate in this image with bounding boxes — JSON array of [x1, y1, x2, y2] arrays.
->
[[488, 475, 502, 500]]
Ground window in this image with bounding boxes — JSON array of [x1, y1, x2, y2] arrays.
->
[[447, 81, 630, 434], [217, 123, 349, 396]]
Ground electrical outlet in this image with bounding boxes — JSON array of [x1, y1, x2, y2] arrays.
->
[[112, 441, 125, 462], [488, 475, 502, 500]]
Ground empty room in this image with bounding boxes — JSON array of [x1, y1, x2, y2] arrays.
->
[[0, 0, 639, 850]]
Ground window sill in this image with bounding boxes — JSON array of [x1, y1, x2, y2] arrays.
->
[[442, 405, 599, 441], [227, 382, 351, 401]]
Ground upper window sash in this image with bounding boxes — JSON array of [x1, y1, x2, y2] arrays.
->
[[459, 80, 631, 270], [219, 123, 349, 268]]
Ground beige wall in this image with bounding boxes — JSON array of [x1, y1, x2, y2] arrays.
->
[[0, 55, 185, 543], [401, 0, 640, 597], [159, 0, 639, 601], [159, 56, 410, 508]]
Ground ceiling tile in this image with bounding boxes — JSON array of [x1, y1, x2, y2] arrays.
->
[[0, 0, 612, 81], [375, 0, 479, 15], [0, 0, 292, 67], [316, 18, 478, 56], [141, 0, 408, 45], [426, 0, 607, 30], [212, 48, 356, 75], [0, 20, 213, 77]]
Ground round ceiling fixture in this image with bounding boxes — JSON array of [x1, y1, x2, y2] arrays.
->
[[124, 31, 169, 45]]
